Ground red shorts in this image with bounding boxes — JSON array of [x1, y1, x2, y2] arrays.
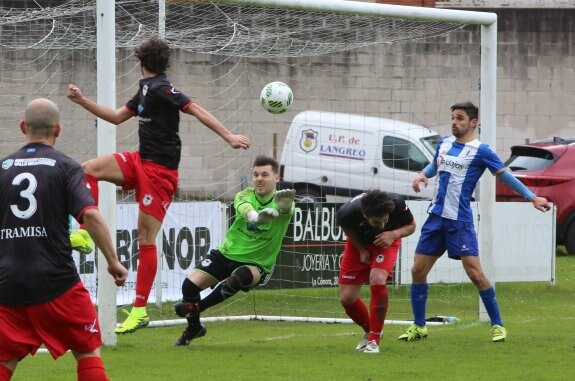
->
[[338, 239, 401, 285], [114, 151, 178, 222], [0, 282, 102, 361]]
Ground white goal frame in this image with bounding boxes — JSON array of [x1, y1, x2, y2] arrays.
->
[[95, 0, 498, 345]]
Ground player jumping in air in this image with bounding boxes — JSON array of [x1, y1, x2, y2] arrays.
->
[[67, 37, 250, 334]]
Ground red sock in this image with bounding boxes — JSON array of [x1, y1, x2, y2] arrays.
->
[[134, 244, 157, 307], [80, 174, 99, 230], [368, 284, 389, 344], [343, 298, 370, 333], [0, 364, 13, 381], [77, 357, 109, 381]]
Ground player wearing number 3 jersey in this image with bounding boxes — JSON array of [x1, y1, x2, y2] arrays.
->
[[0, 98, 128, 381]]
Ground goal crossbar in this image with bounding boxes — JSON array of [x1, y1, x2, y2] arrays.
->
[[212, 0, 497, 25]]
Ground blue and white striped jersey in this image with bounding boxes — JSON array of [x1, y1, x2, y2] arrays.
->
[[428, 136, 506, 222]]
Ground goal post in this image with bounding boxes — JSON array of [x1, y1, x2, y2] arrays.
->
[[196, 0, 499, 322], [0, 0, 499, 342], [96, 0, 119, 348], [477, 16, 498, 322]]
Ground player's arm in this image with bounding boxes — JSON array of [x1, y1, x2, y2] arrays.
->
[[67, 84, 133, 125], [342, 227, 371, 265], [373, 219, 416, 248], [497, 170, 550, 212], [184, 102, 251, 149], [387, 219, 416, 241], [81, 208, 128, 286], [396, 219, 416, 238], [412, 162, 437, 193]]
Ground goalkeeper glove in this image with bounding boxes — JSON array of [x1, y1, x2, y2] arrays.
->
[[247, 208, 279, 224], [274, 189, 296, 213]]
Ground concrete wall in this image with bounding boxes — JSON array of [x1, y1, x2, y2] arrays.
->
[[494, 8, 575, 150], [0, 7, 573, 199]]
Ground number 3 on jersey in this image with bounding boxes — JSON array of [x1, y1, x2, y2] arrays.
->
[[11, 172, 38, 219]]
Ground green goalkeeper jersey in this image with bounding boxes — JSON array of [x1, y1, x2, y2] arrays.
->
[[219, 187, 294, 272]]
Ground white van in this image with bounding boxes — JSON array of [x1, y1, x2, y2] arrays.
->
[[279, 110, 440, 201]]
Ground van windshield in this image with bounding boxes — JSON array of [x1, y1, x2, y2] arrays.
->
[[421, 135, 440, 156]]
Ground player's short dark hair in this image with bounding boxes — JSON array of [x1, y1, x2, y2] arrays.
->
[[135, 37, 170, 74], [253, 155, 279, 174], [360, 189, 395, 218], [451, 101, 479, 121]]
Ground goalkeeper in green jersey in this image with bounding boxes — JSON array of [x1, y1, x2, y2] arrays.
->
[[173, 155, 296, 346]]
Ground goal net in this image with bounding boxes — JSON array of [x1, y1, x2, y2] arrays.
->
[[0, 0, 497, 334]]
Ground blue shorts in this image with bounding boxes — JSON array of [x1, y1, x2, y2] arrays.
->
[[415, 213, 479, 259]]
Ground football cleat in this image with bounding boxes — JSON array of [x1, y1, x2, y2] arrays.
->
[[491, 324, 507, 342], [115, 307, 150, 334], [174, 323, 207, 346], [397, 324, 428, 342], [362, 340, 380, 354], [355, 332, 369, 352]]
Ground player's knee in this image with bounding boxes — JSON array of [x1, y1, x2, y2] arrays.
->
[[411, 266, 427, 282], [369, 270, 389, 285], [221, 266, 255, 297], [339, 295, 355, 307], [225, 265, 255, 292], [338, 288, 357, 306], [469, 274, 489, 289]]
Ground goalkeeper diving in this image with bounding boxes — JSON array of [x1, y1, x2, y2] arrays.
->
[[173, 155, 296, 346]]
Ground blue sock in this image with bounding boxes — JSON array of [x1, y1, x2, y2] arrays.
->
[[411, 284, 428, 326], [479, 287, 503, 326]]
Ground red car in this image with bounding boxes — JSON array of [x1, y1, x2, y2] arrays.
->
[[496, 137, 575, 255]]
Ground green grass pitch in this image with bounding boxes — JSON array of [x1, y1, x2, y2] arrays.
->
[[12, 255, 574, 381]]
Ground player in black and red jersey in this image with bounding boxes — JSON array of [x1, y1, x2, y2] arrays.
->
[[67, 37, 251, 334], [0, 98, 127, 381], [336, 189, 415, 354]]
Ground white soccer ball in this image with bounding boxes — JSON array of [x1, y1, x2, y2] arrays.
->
[[260, 81, 293, 114]]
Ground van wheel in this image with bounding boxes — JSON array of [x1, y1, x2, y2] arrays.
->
[[294, 187, 324, 203], [565, 222, 575, 256]]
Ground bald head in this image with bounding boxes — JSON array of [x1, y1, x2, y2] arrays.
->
[[24, 98, 60, 137]]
